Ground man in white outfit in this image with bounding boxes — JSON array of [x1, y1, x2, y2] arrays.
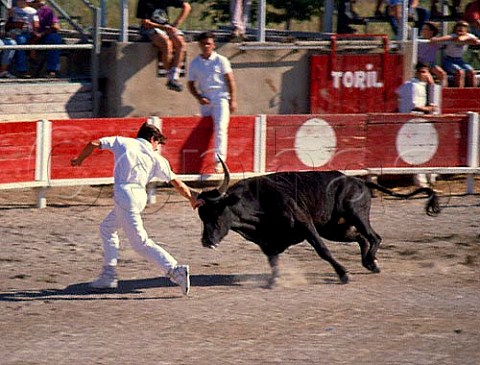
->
[[71, 122, 201, 295], [187, 31, 237, 173], [396, 61, 438, 188]]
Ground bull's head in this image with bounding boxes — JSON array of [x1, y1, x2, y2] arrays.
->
[[196, 157, 239, 249]]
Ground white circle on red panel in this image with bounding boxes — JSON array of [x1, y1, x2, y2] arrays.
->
[[396, 118, 439, 165], [295, 118, 337, 167]]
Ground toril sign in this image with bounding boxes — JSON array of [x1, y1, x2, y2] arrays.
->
[[331, 64, 384, 89]]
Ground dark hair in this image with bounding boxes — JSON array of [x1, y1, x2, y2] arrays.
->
[[423, 21, 439, 36], [453, 20, 469, 31], [196, 31, 215, 42], [137, 122, 166, 144], [415, 61, 430, 71]]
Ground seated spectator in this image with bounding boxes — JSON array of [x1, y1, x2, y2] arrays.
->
[[0, 31, 17, 78], [29, 0, 62, 77], [383, 0, 430, 37], [8, 0, 38, 78], [230, 0, 251, 41], [464, 0, 480, 37], [337, 0, 364, 34], [136, 0, 191, 92], [431, 20, 479, 87], [396, 61, 438, 187], [430, 0, 462, 18], [417, 21, 447, 87]]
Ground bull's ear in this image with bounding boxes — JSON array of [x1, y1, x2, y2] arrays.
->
[[225, 193, 240, 206]]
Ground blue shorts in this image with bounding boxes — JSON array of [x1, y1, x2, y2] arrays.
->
[[443, 56, 474, 74]]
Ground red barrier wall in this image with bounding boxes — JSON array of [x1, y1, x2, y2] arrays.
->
[[442, 88, 480, 114], [366, 114, 469, 168], [266, 114, 367, 171], [160, 116, 256, 174], [0, 114, 473, 188], [50, 118, 146, 180], [0, 121, 37, 183]]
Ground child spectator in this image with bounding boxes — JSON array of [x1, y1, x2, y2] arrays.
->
[[417, 21, 447, 86], [431, 20, 479, 87]]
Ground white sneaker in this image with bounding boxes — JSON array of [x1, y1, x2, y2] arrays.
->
[[167, 265, 190, 295], [89, 266, 118, 289]]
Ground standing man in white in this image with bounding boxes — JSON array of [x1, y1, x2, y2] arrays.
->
[[71, 122, 201, 295], [187, 31, 237, 173]]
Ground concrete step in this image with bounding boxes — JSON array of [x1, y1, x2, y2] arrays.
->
[[0, 80, 93, 122]]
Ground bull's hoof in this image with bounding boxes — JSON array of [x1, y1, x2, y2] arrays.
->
[[364, 260, 381, 273], [202, 243, 218, 249], [339, 273, 349, 284]]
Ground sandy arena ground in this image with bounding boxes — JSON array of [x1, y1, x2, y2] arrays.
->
[[0, 177, 479, 365]]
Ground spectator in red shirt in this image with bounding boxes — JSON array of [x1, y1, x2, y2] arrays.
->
[[464, 0, 480, 37]]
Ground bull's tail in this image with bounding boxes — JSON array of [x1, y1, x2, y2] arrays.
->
[[365, 182, 441, 216]]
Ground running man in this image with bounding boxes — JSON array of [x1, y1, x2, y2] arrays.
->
[[71, 122, 201, 295]]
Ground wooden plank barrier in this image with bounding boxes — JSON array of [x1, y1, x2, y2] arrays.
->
[[0, 121, 37, 184], [0, 113, 479, 207]]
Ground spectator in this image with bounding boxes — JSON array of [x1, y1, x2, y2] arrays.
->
[[0, 30, 17, 78], [337, 0, 364, 34], [187, 32, 237, 173], [396, 61, 438, 187], [464, 0, 480, 37], [383, 0, 430, 37], [136, 0, 191, 92], [230, 0, 250, 41], [71, 122, 201, 295], [430, 0, 462, 18], [29, 0, 62, 78], [431, 20, 479, 87], [417, 21, 447, 87], [8, 0, 38, 78]]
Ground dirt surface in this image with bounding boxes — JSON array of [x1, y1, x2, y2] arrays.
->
[[1, 178, 479, 365]]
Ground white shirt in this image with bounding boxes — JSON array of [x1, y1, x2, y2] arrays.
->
[[100, 136, 176, 187], [444, 33, 478, 58], [11, 6, 38, 32], [396, 78, 428, 113], [188, 51, 232, 100]]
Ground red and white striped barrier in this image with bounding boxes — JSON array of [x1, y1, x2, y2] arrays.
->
[[0, 112, 478, 207]]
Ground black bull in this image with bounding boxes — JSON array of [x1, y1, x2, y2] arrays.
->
[[195, 160, 440, 286]]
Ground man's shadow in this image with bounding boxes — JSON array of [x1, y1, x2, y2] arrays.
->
[[0, 273, 270, 302]]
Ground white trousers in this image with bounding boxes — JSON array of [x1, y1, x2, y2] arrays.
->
[[99, 184, 177, 273], [230, 0, 251, 33], [200, 98, 230, 163]]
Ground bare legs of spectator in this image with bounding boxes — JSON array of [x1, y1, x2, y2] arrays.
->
[[431, 65, 448, 87]]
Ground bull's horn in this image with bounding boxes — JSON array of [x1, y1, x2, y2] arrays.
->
[[217, 155, 230, 194]]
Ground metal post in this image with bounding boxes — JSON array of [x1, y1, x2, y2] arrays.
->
[[257, 0, 266, 42], [398, 0, 409, 42], [35, 119, 52, 209], [411, 27, 418, 66], [467, 112, 479, 194], [120, 0, 129, 42], [100, 0, 107, 27], [323, 0, 334, 33], [91, 7, 101, 117]]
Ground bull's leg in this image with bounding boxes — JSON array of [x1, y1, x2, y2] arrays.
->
[[356, 235, 380, 273], [305, 227, 349, 283], [267, 254, 280, 288], [348, 216, 382, 273]]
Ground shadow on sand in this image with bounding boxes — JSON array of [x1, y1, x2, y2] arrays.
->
[[0, 274, 271, 302]]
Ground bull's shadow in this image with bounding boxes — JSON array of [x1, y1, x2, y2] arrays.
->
[[0, 274, 269, 302]]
